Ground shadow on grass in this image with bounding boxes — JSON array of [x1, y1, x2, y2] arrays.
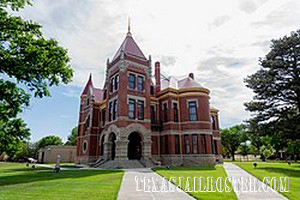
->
[[153, 166, 217, 171], [0, 169, 122, 187], [256, 167, 300, 178]]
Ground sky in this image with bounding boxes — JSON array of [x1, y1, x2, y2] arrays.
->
[[13, 0, 300, 142]]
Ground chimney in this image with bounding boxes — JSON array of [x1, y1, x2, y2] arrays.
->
[[189, 73, 194, 80], [155, 61, 161, 93]]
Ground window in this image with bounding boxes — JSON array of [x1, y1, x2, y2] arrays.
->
[[109, 102, 113, 121], [113, 100, 118, 120], [192, 135, 198, 154], [128, 99, 135, 119], [114, 74, 119, 91], [214, 140, 218, 154], [202, 136, 207, 154], [138, 100, 144, 120], [87, 98, 90, 106], [150, 85, 154, 95], [160, 135, 168, 154], [82, 140, 88, 153], [173, 102, 179, 122], [211, 116, 216, 130], [137, 76, 144, 92], [129, 74, 135, 89], [211, 135, 215, 154], [184, 135, 190, 154], [84, 115, 90, 133], [163, 103, 168, 122], [102, 109, 106, 125], [189, 101, 198, 121], [103, 90, 107, 99], [175, 135, 180, 154], [110, 77, 114, 92], [151, 105, 156, 123]]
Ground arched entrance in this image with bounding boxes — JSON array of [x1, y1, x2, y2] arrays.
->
[[128, 132, 142, 160], [108, 133, 116, 160]]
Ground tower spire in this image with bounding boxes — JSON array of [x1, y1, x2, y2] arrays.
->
[[127, 17, 132, 36]]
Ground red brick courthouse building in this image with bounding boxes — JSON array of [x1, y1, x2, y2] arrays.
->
[[76, 28, 222, 167]]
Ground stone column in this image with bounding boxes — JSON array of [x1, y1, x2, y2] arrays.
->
[[115, 139, 129, 160], [103, 141, 112, 160], [142, 140, 152, 160]]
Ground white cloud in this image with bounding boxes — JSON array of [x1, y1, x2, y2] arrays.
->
[[15, 0, 300, 128]]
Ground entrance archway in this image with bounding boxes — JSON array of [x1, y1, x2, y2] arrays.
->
[[128, 132, 142, 160], [108, 133, 116, 160]]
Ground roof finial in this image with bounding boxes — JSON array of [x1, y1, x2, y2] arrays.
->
[[127, 17, 132, 36]]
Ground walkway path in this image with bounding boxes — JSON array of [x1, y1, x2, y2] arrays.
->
[[117, 168, 194, 200], [223, 163, 287, 200]]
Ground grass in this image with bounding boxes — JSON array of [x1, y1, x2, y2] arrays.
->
[[155, 166, 237, 200], [47, 163, 82, 168], [0, 162, 123, 200], [235, 162, 300, 200]]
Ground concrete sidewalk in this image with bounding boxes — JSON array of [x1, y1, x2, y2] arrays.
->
[[117, 168, 195, 200], [223, 163, 287, 200]]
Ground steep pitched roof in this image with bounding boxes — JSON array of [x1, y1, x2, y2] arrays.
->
[[112, 34, 146, 62], [93, 88, 103, 102], [81, 74, 93, 95], [81, 74, 104, 102]]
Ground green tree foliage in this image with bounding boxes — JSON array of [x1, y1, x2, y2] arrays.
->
[[36, 135, 63, 150], [0, 0, 73, 156], [244, 30, 300, 141], [287, 140, 300, 162], [238, 142, 250, 158], [0, 118, 30, 156], [65, 126, 78, 146], [15, 141, 37, 160], [221, 124, 246, 161]]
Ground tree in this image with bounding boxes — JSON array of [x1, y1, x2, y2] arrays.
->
[[0, 118, 30, 157], [287, 140, 300, 162], [244, 30, 300, 141], [65, 126, 78, 146], [0, 0, 73, 156], [36, 135, 63, 150], [221, 124, 246, 161], [15, 141, 38, 160], [238, 142, 250, 159]]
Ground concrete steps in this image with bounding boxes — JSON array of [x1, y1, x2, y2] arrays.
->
[[96, 160, 148, 169]]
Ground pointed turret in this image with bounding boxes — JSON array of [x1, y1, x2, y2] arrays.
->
[[81, 73, 93, 95], [111, 20, 147, 62]]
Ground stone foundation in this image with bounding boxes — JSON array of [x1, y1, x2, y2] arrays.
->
[[75, 156, 97, 164], [160, 154, 216, 166]]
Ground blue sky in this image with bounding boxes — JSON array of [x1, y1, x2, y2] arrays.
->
[[9, 0, 300, 142]]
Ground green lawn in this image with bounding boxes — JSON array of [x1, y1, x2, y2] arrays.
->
[[0, 162, 123, 200], [235, 162, 300, 200], [155, 166, 237, 200]]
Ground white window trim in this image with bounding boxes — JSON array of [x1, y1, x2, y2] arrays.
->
[[109, 73, 119, 93], [127, 95, 146, 107], [186, 99, 199, 108], [171, 100, 179, 108]]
